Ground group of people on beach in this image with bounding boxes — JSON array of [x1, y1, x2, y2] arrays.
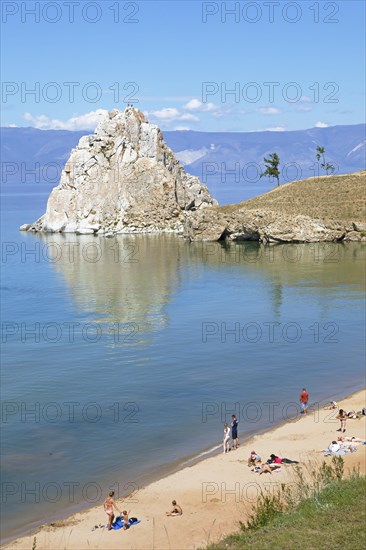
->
[[323, 401, 365, 455], [247, 451, 299, 474], [103, 492, 130, 531], [101, 388, 364, 533], [103, 491, 182, 531], [223, 389, 310, 453], [324, 435, 365, 456], [223, 415, 239, 453]]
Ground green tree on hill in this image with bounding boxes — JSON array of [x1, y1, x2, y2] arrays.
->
[[260, 153, 280, 186], [316, 146, 335, 175]]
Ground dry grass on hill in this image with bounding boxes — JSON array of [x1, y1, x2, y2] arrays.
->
[[219, 171, 366, 222]]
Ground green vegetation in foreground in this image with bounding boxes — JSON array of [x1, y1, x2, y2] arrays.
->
[[207, 458, 366, 550]]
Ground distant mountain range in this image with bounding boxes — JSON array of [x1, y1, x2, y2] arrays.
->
[[165, 124, 365, 180], [1, 124, 365, 204]]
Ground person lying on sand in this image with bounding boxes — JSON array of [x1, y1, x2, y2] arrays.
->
[[346, 410, 359, 419], [252, 463, 281, 475], [336, 436, 363, 451], [338, 435, 364, 443], [248, 450, 261, 467], [267, 454, 299, 464], [166, 500, 183, 516], [104, 491, 122, 531], [324, 400, 337, 410]]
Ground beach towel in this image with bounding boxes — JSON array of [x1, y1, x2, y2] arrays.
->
[[322, 449, 347, 456], [110, 517, 141, 530]]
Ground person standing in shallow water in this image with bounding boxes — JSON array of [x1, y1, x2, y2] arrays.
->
[[231, 414, 239, 449], [300, 388, 309, 414]]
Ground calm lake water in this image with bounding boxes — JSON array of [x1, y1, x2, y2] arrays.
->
[[1, 183, 365, 542]]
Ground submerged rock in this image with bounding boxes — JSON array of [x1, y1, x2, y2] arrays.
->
[[23, 107, 217, 234]]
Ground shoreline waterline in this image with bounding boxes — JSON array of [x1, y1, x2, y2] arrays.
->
[[3, 385, 365, 548], [2, 234, 365, 545]]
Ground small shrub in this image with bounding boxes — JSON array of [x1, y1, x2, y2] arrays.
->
[[331, 455, 344, 481], [240, 491, 283, 531]]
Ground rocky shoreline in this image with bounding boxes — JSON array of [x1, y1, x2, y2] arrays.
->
[[183, 207, 366, 243], [183, 170, 366, 243]]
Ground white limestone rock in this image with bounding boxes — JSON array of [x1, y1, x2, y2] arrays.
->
[[25, 107, 217, 234]]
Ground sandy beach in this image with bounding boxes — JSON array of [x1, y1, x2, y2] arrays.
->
[[5, 389, 366, 550]]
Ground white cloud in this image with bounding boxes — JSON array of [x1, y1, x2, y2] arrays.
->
[[300, 95, 312, 102], [261, 126, 286, 132], [146, 107, 180, 120], [23, 109, 107, 130], [184, 99, 217, 112], [174, 126, 190, 131], [258, 107, 281, 115], [179, 113, 199, 121], [211, 105, 234, 119], [315, 121, 329, 128], [184, 99, 202, 110], [145, 108, 199, 124]]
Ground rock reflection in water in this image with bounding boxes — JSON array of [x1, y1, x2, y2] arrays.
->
[[33, 233, 366, 333]]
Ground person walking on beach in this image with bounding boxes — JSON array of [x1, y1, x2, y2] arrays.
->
[[336, 409, 347, 432], [104, 491, 121, 531], [300, 388, 309, 414], [231, 414, 239, 449], [223, 423, 230, 453]]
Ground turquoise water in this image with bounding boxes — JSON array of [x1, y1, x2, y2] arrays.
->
[[1, 185, 365, 542]]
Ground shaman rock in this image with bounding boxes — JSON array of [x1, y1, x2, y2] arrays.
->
[[24, 107, 217, 234]]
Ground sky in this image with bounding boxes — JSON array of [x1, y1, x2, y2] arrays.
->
[[1, 0, 365, 132]]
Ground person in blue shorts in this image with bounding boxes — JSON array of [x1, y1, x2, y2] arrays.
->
[[231, 414, 239, 449], [300, 388, 309, 414]]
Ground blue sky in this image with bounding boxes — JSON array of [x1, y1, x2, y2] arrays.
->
[[1, 0, 365, 132]]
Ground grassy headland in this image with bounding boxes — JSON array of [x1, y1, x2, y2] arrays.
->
[[207, 458, 366, 550], [185, 171, 366, 241], [222, 170, 366, 221]]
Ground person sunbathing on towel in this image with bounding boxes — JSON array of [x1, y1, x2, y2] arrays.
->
[[338, 435, 364, 443], [323, 400, 337, 410], [267, 454, 299, 464], [252, 463, 281, 474]]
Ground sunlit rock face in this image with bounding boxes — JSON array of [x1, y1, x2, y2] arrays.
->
[[25, 107, 217, 235]]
